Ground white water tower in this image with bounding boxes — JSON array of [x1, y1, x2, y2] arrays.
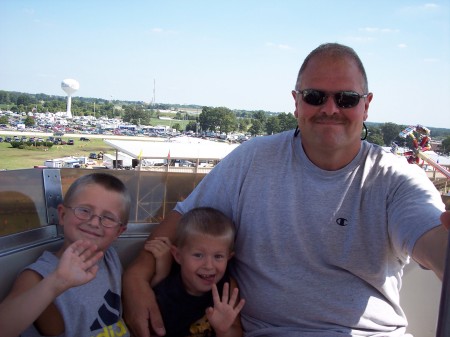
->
[[61, 79, 80, 118]]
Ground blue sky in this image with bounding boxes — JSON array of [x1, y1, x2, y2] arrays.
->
[[1, 1, 449, 128]]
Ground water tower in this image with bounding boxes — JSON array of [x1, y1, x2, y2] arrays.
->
[[61, 79, 80, 118]]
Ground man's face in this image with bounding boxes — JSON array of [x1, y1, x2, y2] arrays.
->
[[293, 55, 373, 158]]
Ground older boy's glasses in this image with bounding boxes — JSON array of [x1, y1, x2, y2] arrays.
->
[[65, 205, 122, 228], [295, 89, 368, 109]]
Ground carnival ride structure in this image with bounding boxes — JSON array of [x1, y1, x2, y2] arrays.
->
[[391, 124, 450, 180]]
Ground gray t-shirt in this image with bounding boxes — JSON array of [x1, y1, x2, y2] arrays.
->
[[21, 247, 130, 337], [175, 130, 445, 336]]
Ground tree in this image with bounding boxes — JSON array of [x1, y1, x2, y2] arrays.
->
[[217, 108, 238, 134], [0, 90, 11, 104], [16, 94, 32, 107], [265, 113, 297, 135], [122, 106, 150, 125], [252, 111, 266, 123], [199, 107, 220, 132], [248, 120, 263, 136], [238, 118, 250, 132], [0, 116, 8, 125], [185, 121, 198, 132], [198, 107, 238, 134], [380, 122, 404, 146], [24, 116, 36, 127], [277, 113, 297, 131], [366, 126, 384, 145], [265, 116, 280, 135], [441, 136, 450, 155], [172, 123, 181, 132]]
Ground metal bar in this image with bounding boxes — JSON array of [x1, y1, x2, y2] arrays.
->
[[42, 169, 63, 226], [417, 151, 450, 179]]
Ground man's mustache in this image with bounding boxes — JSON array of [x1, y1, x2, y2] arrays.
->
[[312, 116, 347, 123]]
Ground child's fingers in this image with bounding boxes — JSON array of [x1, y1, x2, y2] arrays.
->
[[70, 239, 96, 255], [145, 242, 170, 258], [145, 238, 171, 253], [84, 251, 104, 269], [211, 283, 220, 304], [68, 240, 103, 267], [227, 287, 239, 306], [234, 298, 246, 313], [221, 282, 230, 303], [154, 237, 171, 246]]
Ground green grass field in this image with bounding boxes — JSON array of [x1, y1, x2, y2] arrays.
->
[[0, 135, 112, 170]]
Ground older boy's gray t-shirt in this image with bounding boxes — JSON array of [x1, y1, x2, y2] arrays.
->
[[21, 247, 130, 337], [175, 130, 444, 336]]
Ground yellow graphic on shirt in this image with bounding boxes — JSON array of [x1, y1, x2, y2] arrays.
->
[[188, 315, 214, 337], [92, 319, 128, 337]]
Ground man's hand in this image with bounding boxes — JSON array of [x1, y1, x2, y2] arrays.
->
[[413, 211, 450, 281], [123, 283, 166, 337], [123, 251, 167, 337], [123, 210, 182, 336]]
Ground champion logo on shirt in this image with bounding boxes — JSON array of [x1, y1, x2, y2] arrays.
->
[[336, 218, 349, 226]]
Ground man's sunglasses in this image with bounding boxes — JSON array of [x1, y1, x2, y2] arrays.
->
[[295, 89, 369, 109]]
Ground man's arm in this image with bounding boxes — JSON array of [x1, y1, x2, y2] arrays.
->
[[122, 210, 182, 337], [412, 212, 450, 281]]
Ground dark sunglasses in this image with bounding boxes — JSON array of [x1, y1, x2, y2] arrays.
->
[[295, 89, 368, 109]]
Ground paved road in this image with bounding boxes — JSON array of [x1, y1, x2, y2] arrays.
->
[[0, 130, 166, 142]]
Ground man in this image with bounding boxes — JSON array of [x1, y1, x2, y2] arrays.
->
[[123, 43, 449, 336]]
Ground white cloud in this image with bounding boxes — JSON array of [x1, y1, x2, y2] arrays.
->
[[23, 8, 35, 15], [423, 57, 439, 63], [401, 3, 440, 14], [265, 42, 293, 50], [423, 3, 439, 10], [360, 27, 379, 33], [398, 43, 407, 48], [359, 27, 399, 33], [344, 36, 375, 43], [147, 27, 178, 36]]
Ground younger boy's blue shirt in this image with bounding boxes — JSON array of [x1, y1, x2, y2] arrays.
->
[[153, 263, 230, 337]]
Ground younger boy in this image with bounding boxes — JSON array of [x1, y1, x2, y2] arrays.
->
[[0, 172, 131, 337], [145, 207, 245, 337]]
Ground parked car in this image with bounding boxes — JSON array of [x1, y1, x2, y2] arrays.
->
[[79, 137, 90, 141], [68, 139, 74, 145], [89, 152, 98, 159]]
